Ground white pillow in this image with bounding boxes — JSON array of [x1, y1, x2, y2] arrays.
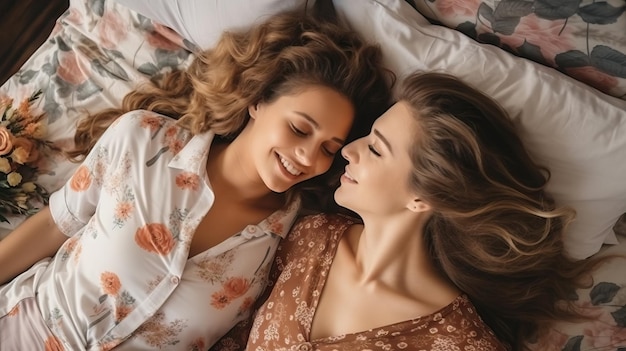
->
[[332, 0, 626, 260], [113, 0, 308, 50]]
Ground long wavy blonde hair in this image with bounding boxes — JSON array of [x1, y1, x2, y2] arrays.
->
[[67, 0, 393, 213], [399, 72, 605, 350]]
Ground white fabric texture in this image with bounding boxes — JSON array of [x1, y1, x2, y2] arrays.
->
[[113, 0, 308, 50]]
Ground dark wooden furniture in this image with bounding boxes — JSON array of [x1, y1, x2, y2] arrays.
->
[[0, 0, 70, 86]]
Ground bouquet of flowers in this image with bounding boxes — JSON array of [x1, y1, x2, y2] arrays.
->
[[0, 90, 57, 224]]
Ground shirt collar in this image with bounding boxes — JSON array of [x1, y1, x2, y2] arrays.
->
[[167, 131, 215, 175], [256, 198, 301, 239], [168, 130, 301, 239]]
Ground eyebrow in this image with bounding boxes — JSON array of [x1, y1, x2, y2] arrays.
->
[[374, 129, 392, 154], [295, 111, 345, 144]]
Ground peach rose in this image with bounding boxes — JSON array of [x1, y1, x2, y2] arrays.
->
[[100, 271, 122, 295], [223, 277, 250, 299], [70, 165, 92, 192], [44, 336, 65, 351], [175, 172, 200, 191], [114, 201, 133, 220], [0, 126, 14, 156], [139, 115, 163, 132], [210, 290, 231, 309], [134, 223, 175, 255]]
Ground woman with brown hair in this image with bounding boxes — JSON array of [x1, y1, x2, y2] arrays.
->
[[214, 72, 603, 351], [0, 1, 392, 350]]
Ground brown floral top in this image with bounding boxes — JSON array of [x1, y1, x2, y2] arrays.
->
[[214, 214, 510, 351]]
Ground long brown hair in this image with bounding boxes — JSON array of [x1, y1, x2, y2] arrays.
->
[[67, 0, 393, 213], [399, 72, 605, 350]]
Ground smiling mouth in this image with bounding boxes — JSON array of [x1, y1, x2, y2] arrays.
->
[[342, 168, 357, 183], [278, 154, 303, 176]]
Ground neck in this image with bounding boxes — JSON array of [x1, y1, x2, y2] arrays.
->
[[350, 212, 449, 293], [207, 138, 279, 206]]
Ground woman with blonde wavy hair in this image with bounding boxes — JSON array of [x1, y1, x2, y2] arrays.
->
[[213, 72, 604, 351], [0, 1, 392, 349]]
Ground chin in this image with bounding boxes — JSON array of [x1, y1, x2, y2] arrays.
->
[[333, 190, 351, 210]]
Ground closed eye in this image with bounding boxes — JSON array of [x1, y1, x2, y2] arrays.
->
[[322, 147, 335, 157], [368, 144, 381, 156], [290, 124, 308, 137]]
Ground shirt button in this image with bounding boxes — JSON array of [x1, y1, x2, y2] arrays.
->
[[171, 276, 180, 284], [242, 225, 262, 239]]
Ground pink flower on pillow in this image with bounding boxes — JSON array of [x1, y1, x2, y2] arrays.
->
[[57, 51, 90, 85], [582, 319, 626, 349], [147, 23, 184, 51], [497, 14, 575, 67], [566, 66, 618, 96], [99, 10, 128, 49], [435, 0, 482, 19]]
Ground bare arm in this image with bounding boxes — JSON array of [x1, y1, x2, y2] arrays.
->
[[0, 207, 68, 285]]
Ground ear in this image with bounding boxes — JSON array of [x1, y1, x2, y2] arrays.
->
[[248, 104, 259, 120], [407, 198, 431, 213]]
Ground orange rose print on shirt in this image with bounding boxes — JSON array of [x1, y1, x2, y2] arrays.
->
[[7, 305, 19, 316], [210, 277, 251, 309], [140, 115, 164, 135], [175, 172, 200, 191], [210, 290, 231, 309], [135, 223, 175, 255], [100, 271, 122, 295], [44, 336, 65, 351], [115, 201, 134, 221], [223, 277, 250, 299], [70, 165, 92, 191]]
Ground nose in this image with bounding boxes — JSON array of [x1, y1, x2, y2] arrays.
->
[[341, 139, 358, 162], [294, 143, 316, 167]]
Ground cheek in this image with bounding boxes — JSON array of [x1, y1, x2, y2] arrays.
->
[[312, 157, 334, 176]]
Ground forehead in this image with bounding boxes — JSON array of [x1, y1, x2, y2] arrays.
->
[[375, 101, 417, 146], [274, 85, 355, 131]]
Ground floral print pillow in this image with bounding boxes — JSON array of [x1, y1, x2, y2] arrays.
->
[[407, 0, 626, 100], [0, 0, 193, 234], [526, 232, 626, 351]]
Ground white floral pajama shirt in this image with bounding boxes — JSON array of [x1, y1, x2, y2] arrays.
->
[[0, 110, 298, 350]]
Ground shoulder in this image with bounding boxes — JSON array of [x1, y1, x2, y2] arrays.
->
[[292, 213, 357, 233], [284, 213, 356, 245], [108, 110, 179, 133], [444, 295, 510, 350], [100, 110, 188, 147]]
